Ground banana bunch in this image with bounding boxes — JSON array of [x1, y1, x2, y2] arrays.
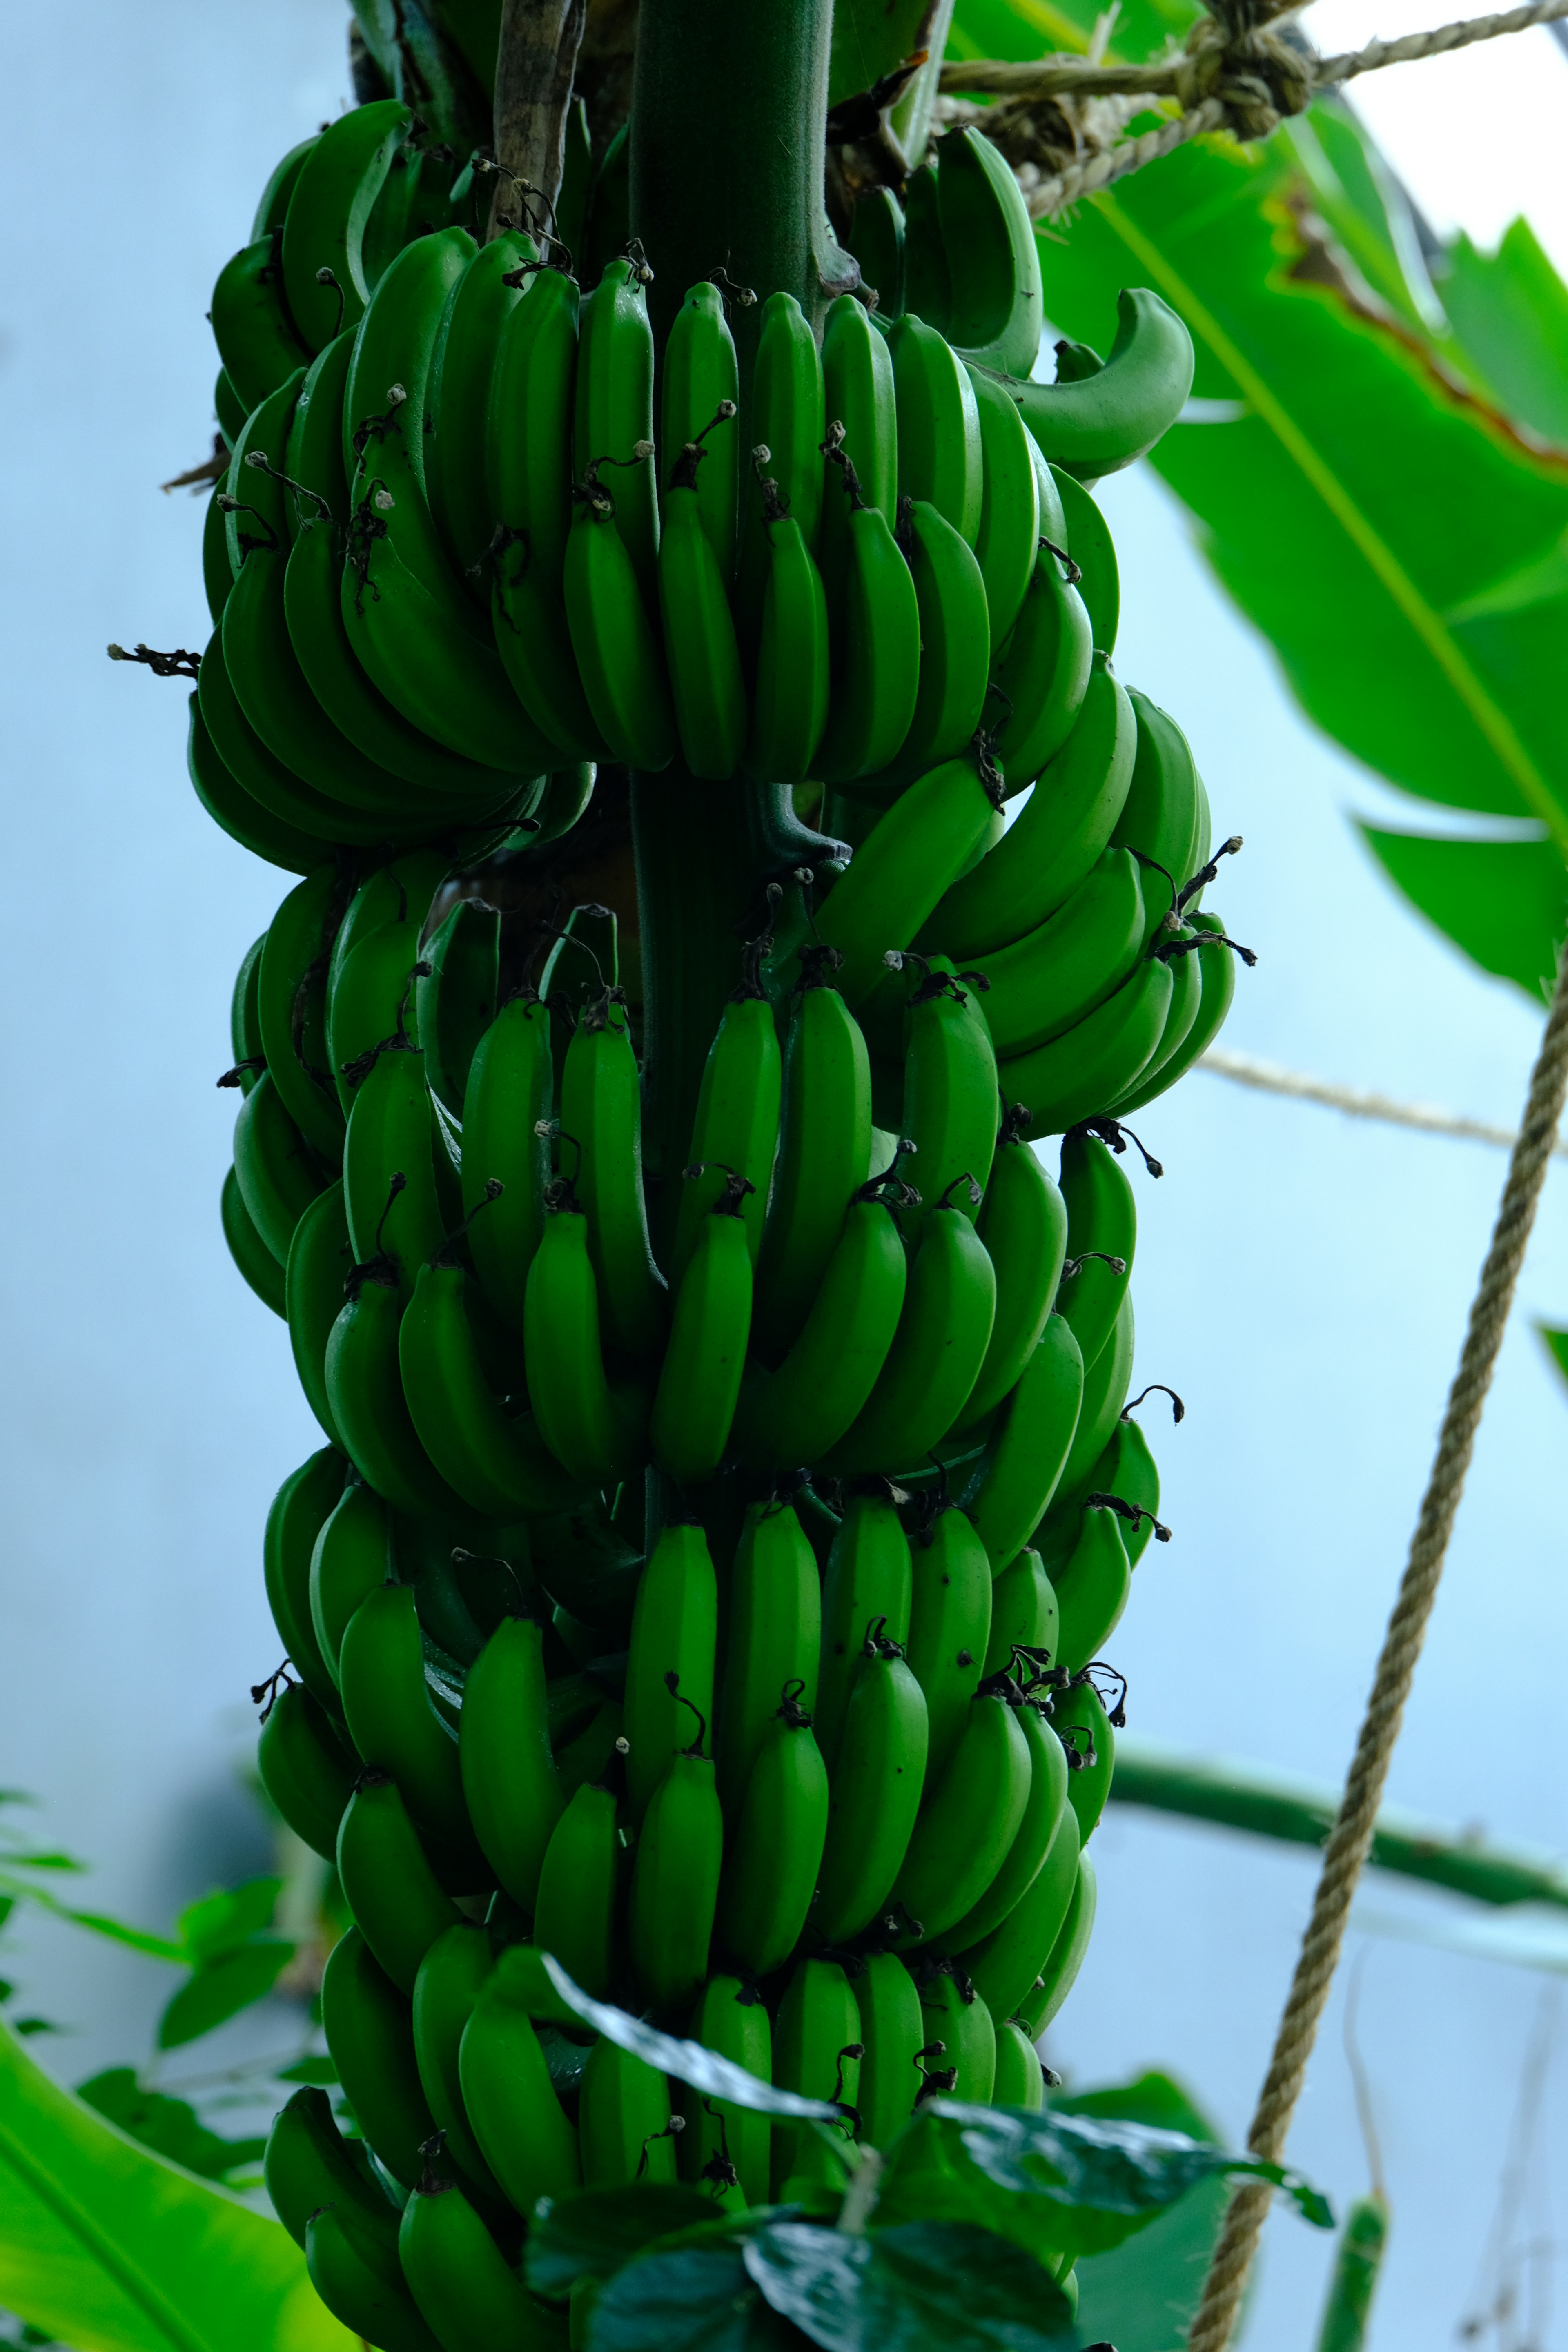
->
[[172, 91, 1249, 2351]]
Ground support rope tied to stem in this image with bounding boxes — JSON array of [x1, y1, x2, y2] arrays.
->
[[1187, 944, 1568, 2352]]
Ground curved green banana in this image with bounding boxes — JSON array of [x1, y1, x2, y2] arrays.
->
[[1053, 1676, 1116, 1846], [753, 972, 871, 1358], [771, 1959, 861, 2198], [339, 1582, 490, 1886], [183, 694, 337, 873], [281, 99, 413, 350], [902, 164, 949, 328], [715, 1500, 822, 1821], [1037, 1412, 1162, 1585], [1019, 1848, 1097, 2037], [814, 748, 1003, 1010], [573, 252, 660, 609], [988, 545, 1094, 800], [649, 1195, 753, 1488], [458, 1614, 562, 1909], [976, 847, 1147, 1060], [533, 1781, 620, 1998], [847, 185, 904, 318], [811, 1628, 929, 1944], [337, 1768, 465, 1995], [993, 2017, 1046, 2109], [849, 497, 989, 802], [1000, 955, 1173, 1142], [459, 1961, 581, 2211], [264, 2082, 391, 2250], [661, 281, 739, 575], [1053, 1504, 1132, 1672], [321, 1924, 439, 2191], [816, 1490, 914, 1773], [416, 897, 500, 1119], [717, 1688, 829, 1978], [826, 1201, 997, 1478], [460, 991, 553, 1332], [199, 621, 394, 846], [623, 1521, 719, 1824], [410, 1922, 502, 2201], [522, 1196, 646, 1483], [1054, 1287, 1136, 1506], [906, 1502, 994, 1782], [1111, 690, 1203, 950], [305, 2200, 441, 2352], [487, 263, 578, 585], [955, 1800, 1082, 2027], [258, 1679, 356, 1860], [889, 1681, 1032, 1940], [684, 1976, 772, 2207], [960, 1110, 1067, 1433], [854, 1951, 926, 2149], [1051, 467, 1119, 653], [938, 128, 1044, 379], [256, 865, 348, 1158], [890, 954, 998, 1247], [344, 228, 476, 508], [815, 483, 921, 786], [223, 366, 299, 574], [966, 363, 1040, 648], [1054, 1125, 1136, 1370], [659, 441, 748, 781], [284, 1182, 348, 1450], [735, 289, 826, 653], [233, 1070, 325, 1263], [1112, 912, 1240, 1114], [937, 1697, 1069, 1954], [561, 463, 676, 770], [914, 1962, 996, 2105], [329, 900, 432, 1114], [425, 232, 532, 579], [399, 2163, 559, 2350], [263, 1448, 345, 1715], [672, 989, 782, 1283], [580, 2037, 677, 2188], [561, 996, 668, 1357], [889, 314, 983, 545], [627, 1724, 724, 2015], [222, 1166, 286, 1316], [963, 1317, 1085, 1572], [283, 327, 353, 529], [308, 1477, 391, 1687], [743, 503, 831, 784], [821, 294, 896, 561], [211, 236, 310, 417], [1001, 290, 1194, 480], [326, 1274, 478, 1519], [342, 1042, 448, 1301], [733, 1194, 908, 1470], [983, 1548, 1060, 1679], [399, 1261, 576, 1516]]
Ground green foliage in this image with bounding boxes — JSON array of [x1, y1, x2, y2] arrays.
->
[[1439, 221, 1568, 448], [1357, 829, 1566, 999], [1313, 2193, 1388, 2352], [1064, 2076, 1232, 2352], [74, 2073, 264, 2188], [156, 1880, 294, 2051]]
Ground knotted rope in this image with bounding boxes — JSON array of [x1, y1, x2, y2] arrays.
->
[[1186, 944, 1568, 2350]]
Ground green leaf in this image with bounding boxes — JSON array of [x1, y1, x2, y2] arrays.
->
[[74, 2074, 264, 2186], [273, 2055, 337, 2088], [0, 1877, 183, 1965], [584, 2243, 787, 2351], [176, 1880, 281, 1966], [1438, 220, 1568, 451], [526, 2185, 727, 2298], [1062, 2077, 1235, 2352], [14, 2021, 61, 2040], [542, 1958, 839, 2121], [1539, 1323, 1568, 1391], [742, 2220, 1076, 2350], [0, 2015, 354, 2351], [1357, 827, 1566, 1001], [157, 1944, 294, 2051]]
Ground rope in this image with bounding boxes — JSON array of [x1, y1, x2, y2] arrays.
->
[[938, 0, 1568, 218], [1186, 947, 1568, 2352], [1198, 1045, 1568, 1160]]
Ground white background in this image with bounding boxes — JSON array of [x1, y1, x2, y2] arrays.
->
[[1, 3, 1566, 2344]]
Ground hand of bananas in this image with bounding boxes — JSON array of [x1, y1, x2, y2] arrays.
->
[[176, 93, 1247, 2352]]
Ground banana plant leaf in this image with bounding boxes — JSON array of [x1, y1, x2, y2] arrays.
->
[[948, 2, 1568, 998], [0, 2018, 352, 2352]]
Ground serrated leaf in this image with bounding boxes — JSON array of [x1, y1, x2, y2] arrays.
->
[[1357, 827, 1566, 1001], [526, 2185, 726, 2297], [157, 1945, 294, 2051], [584, 2243, 785, 2351], [742, 2220, 1075, 2350], [0, 2016, 354, 2351], [542, 1958, 839, 2120], [176, 1880, 281, 1966]]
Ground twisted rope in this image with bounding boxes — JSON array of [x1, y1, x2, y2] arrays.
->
[[1198, 1045, 1568, 1160], [939, 0, 1568, 217], [1186, 947, 1568, 2351]]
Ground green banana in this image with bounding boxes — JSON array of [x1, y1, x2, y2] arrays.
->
[[231, 929, 266, 1082], [753, 970, 871, 1356], [889, 955, 998, 1246], [1019, 1848, 1098, 2037], [561, 454, 676, 770], [937, 1697, 1069, 1953], [888, 314, 982, 546], [522, 1187, 646, 1483], [211, 235, 310, 416], [215, 366, 247, 448], [684, 1977, 771, 2207], [998, 291, 1194, 480], [252, 136, 320, 240], [286, 1180, 351, 1450], [901, 165, 949, 331], [915, 1962, 996, 2105], [661, 282, 739, 575], [580, 2037, 677, 2187], [1053, 1505, 1132, 1672], [623, 1521, 718, 1824], [327, 1270, 476, 1516], [308, 1477, 392, 1685], [938, 129, 1044, 378], [717, 1686, 829, 1978], [815, 1489, 913, 1772], [281, 99, 413, 350], [732, 1187, 908, 1468], [264, 2083, 391, 2250], [671, 988, 782, 1284], [889, 1679, 1032, 1940], [417, 898, 499, 1120], [906, 1501, 994, 1782], [1055, 1125, 1136, 1371], [534, 1780, 620, 1999], [411, 1923, 503, 2201], [824, 1195, 996, 1478], [337, 1768, 465, 1996], [1113, 913, 1241, 1114], [321, 1924, 439, 2190], [820, 295, 896, 571], [399, 2161, 563, 2351], [425, 233, 532, 581], [649, 1187, 753, 1487], [1054, 1675, 1116, 1845], [233, 1070, 325, 1263], [342, 1044, 448, 1303], [1054, 1287, 1136, 1505], [1000, 954, 1174, 1142], [339, 1582, 490, 1886], [400, 1260, 582, 1518], [659, 413, 748, 780], [199, 618, 401, 846], [960, 1108, 1068, 1432], [963, 1317, 1085, 1572], [459, 1613, 563, 1909], [811, 1625, 929, 1945], [344, 227, 475, 505], [847, 185, 904, 318], [263, 1448, 346, 1715], [305, 2199, 441, 2352], [976, 848, 1148, 1060], [203, 485, 232, 626], [560, 993, 668, 1357], [854, 1951, 926, 2149], [223, 366, 298, 575], [1037, 1411, 1163, 1583], [256, 864, 348, 1159], [966, 364, 1040, 648], [955, 1801, 1082, 2028], [223, 1167, 286, 1316], [987, 544, 1095, 798], [993, 2017, 1045, 2110], [771, 1959, 861, 2198], [735, 290, 827, 653], [573, 252, 660, 610], [626, 1690, 723, 2013], [1110, 690, 1203, 951], [459, 1959, 582, 2212], [848, 497, 989, 801], [283, 327, 353, 531], [460, 990, 553, 1332], [257, 1677, 356, 1860], [487, 263, 578, 587], [743, 490, 831, 784], [813, 748, 1003, 1010], [185, 691, 321, 874], [814, 443, 921, 785], [983, 1549, 1060, 1679], [1051, 467, 1119, 654], [715, 1500, 822, 1820], [327, 881, 441, 1100], [921, 655, 1136, 960]]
